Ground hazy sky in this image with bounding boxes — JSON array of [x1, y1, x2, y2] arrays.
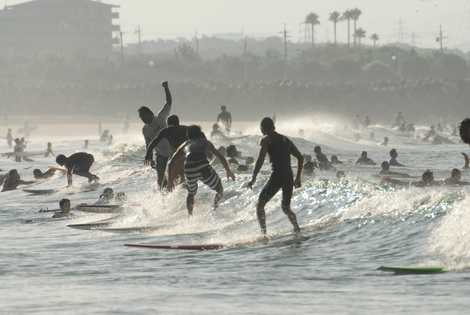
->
[[7, 0, 470, 50]]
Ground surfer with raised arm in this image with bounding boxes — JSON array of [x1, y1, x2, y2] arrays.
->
[[247, 117, 303, 235], [167, 125, 235, 216], [145, 115, 188, 187], [55, 152, 99, 187], [138, 81, 172, 189]]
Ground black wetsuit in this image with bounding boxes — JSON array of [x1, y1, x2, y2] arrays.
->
[[146, 125, 188, 161], [259, 133, 295, 207], [65, 153, 94, 176]]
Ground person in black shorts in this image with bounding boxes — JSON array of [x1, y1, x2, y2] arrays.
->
[[167, 125, 235, 216], [145, 115, 188, 186], [56, 152, 99, 187], [247, 117, 303, 235]]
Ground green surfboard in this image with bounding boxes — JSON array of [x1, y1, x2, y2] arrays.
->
[[378, 266, 446, 275]]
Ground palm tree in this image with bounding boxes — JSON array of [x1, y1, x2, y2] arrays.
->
[[350, 8, 362, 46], [370, 33, 379, 48], [305, 12, 320, 47], [354, 28, 366, 46], [342, 10, 353, 48], [329, 11, 341, 45]]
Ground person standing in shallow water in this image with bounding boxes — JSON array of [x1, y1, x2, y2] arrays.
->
[[217, 105, 232, 132], [247, 117, 303, 235], [138, 81, 172, 189]]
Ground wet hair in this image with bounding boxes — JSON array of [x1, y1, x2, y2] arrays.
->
[[138, 106, 154, 124], [422, 170, 434, 182], [56, 154, 66, 166], [381, 161, 390, 171], [59, 198, 71, 210], [221, 105, 226, 111], [187, 125, 204, 140], [260, 117, 275, 133], [390, 149, 398, 157], [451, 168, 461, 178], [7, 169, 20, 180], [167, 115, 180, 126], [33, 169, 42, 178], [460, 118, 470, 144]]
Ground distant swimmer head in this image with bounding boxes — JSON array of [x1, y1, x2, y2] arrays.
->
[[59, 198, 71, 212], [33, 169, 43, 178], [390, 149, 398, 158], [101, 188, 114, 200], [187, 125, 204, 140], [331, 155, 339, 163], [303, 154, 312, 163], [56, 154, 67, 166], [314, 146, 322, 154], [167, 115, 180, 127], [381, 161, 390, 171], [7, 169, 20, 181], [361, 151, 368, 158], [336, 171, 346, 179], [138, 106, 154, 124], [451, 168, 462, 181], [422, 170, 434, 184], [260, 117, 275, 135], [212, 123, 220, 131], [460, 118, 470, 144]]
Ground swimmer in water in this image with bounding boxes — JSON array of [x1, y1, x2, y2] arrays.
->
[[330, 155, 343, 165], [389, 149, 405, 167], [247, 117, 303, 235], [379, 161, 411, 178], [314, 146, 333, 170], [356, 151, 377, 166], [56, 152, 99, 187], [1, 169, 35, 192], [52, 199, 73, 219], [167, 125, 235, 215], [444, 169, 470, 186]]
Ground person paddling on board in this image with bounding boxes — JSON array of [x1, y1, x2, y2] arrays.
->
[[55, 152, 99, 187], [138, 81, 172, 190], [52, 199, 74, 219], [247, 117, 303, 235], [167, 125, 235, 216], [1, 169, 35, 192], [145, 115, 188, 187]]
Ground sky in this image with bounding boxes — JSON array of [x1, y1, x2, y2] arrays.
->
[[6, 0, 470, 50]]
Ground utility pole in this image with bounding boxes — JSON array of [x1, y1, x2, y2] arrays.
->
[[280, 24, 289, 62], [436, 24, 446, 53], [135, 25, 142, 55], [243, 36, 248, 55], [397, 18, 405, 43], [119, 31, 124, 64]]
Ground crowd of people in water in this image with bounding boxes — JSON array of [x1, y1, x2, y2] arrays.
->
[[1, 81, 470, 235]]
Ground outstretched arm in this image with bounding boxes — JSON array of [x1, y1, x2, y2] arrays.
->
[[209, 142, 235, 180], [290, 141, 304, 188], [156, 81, 172, 120], [248, 138, 268, 188]]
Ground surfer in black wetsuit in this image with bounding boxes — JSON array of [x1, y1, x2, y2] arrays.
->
[[389, 149, 405, 167], [168, 125, 235, 215], [139, 81, 172, 189], [247, 117, 303, 235], [1, 169, 34, 192], [217, 106, 232, 132], [56, 152, 99, 187], [145, 115, 188, 187]]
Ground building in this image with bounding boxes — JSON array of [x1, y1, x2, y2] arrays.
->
[[0, 0, 120, 58]]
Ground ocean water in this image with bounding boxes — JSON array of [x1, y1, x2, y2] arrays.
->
[[1, 119, 470, 315]]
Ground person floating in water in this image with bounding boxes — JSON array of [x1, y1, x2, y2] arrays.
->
[[217, 105, 232, 132], [1, 169, 35, 192], [247, 117, 303, 235], [97, 188, 115, 205], [330, 155, 343, 165], [444, 169, 470, 186], [314, 146, 333, 170], [6, 128, 13, 148], [412, 170, 438, 187], [33, 167, 65, 180], [139, 81, 172, 189], [56, 152, 99, 187], [356, 151, 376, 166], [145, 115, 188, 187], [45, 142, 54, 158], [167, 125, 235, 215], [52, 199, 73, 219], [379, 161, 410, 178], [389, 149, 405, 167]]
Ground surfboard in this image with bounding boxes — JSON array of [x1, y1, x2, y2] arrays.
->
[[23, 189, 57, 195], [67, 216, 119, 230], [96, 225, 170, 234], [125, 243, 225, 251], [378, 266, 446, 275], [76, 204, 122, 214]]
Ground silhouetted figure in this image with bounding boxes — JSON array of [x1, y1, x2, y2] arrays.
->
[[1, 169, 34, 192], [356, 151, 376, 166], [389, 149, 405, 167], [56, 152, 99, 187], [217, 105, 232, 132]]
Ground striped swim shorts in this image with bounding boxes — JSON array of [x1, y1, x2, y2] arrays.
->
[[184, 159, 222, 196]]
